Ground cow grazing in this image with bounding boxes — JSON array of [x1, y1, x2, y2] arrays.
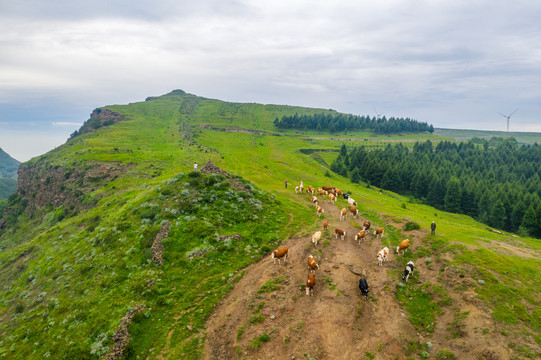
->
[[349, 205, 359, 218], [343, 193, 349, 200], [402, 261, 415, 282], [336, 189, 343, 196], [307, 186, 315, 195], [340, 208, 347, 221], [328, 194, 336, 204], [322, 186, 334, 192], [377, 247, 389, 266], [354, 230, 366, 245], [307, 255, 319, 272], [306, 273, 316, 296], [374, 227, 385, 238], [318, 188, 327, 198], [299, 185, 304, 194], [312, 231, 322, 246], [295, 186, 300, 194], [271, 247, 288, 265], [311, 195, 319, 206], [396, 239, 410, 255], [359, 277, 369, 298], [347, 197, 357, 207], [316, 205, 324, 217], [362, 220, 371, 231], [322, 220, 329, 230], [334, 228, 346, 240]]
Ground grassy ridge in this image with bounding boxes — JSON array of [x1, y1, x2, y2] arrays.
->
[[0, 91, 540, 359]]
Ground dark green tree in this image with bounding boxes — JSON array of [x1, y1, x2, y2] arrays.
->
[[444, 177, 462, 213]]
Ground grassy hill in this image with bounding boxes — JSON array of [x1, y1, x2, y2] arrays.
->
[[0, 90, 539, 359], [0, 148, 19, 200], [435, 128, 541, 144]]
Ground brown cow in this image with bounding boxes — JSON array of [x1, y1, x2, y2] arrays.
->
[[349, 205, 359, 218], [396, 239, 410, 255], [307, 255, 319, 272], [322, 220, 329, 230], [374, 227, 385, 238], [354, 230, 366, 245], [316, 205, 324, 217], [340, 208, 347, 221], [271, 247, 288, 265], [362, 220, 371, 231], [334, 228, 346, 240], [306, 273, 316, 296]]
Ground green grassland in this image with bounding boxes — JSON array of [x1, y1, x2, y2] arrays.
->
[[435, 128, 541, 144], [0, 90, 540, 359]]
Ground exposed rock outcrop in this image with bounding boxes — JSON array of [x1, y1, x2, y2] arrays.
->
[[102, 304, 146, 360], [200, 160, 251, 193], [151, 222, 171, 266]]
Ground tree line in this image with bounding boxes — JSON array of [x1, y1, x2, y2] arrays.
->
[[274, 113, 434, 134], [331, 137, 541, 238]]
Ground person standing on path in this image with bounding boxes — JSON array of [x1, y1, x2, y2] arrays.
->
[[431, 221, 436, 235], [285, 179, 288, 188], [193, 162, 198, 172]]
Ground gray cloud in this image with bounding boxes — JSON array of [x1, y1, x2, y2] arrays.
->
[[1, 0, 541, 161]]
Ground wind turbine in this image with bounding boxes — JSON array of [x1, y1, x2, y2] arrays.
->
[[498, 109, 518, 132], [373, 106, 383, 120]]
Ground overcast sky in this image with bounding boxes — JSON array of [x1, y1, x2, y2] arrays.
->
[[1, 0, 540, 162]]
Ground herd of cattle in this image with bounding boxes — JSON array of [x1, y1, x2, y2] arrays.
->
[[271, 184, 416, 298]]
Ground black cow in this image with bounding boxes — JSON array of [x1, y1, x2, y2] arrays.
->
[[402, 261, 415, 282], [343, 192, 351, 200], [358, 277, 369, 298]]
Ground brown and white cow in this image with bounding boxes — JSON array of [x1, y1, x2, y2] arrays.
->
[[362, 220, 371, 231], [377, 247, 389, 266], [396, 239, 410, 255], [271, 247, 288, 265], [306, 273, 316, 296], [322, 220, 329, 230], [312, 231, 322, 246], [354, 230, 366, 245], [349, 205, 359, 218], [374, 227, 385, 238], [318, 188, 327, 199], [336, 189, 343, 197], [316, 205, 324, 217], [340, 208, 347, 221], [328, 194, 336, 204], [334, 228, 346, 240], [347, 197, 357, 207], [311, 195, 319, 206], [322, 186, 335, 192], [307, 255, 319, 273]]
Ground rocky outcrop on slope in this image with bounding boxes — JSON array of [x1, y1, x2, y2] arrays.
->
[[200, 160, 251, 193]]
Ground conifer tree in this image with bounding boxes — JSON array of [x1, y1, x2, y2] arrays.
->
[[444, 177, 462, 213]]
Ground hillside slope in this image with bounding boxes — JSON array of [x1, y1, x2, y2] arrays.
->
[[0, 147, 19, 199], [0, 90, 539, 360]]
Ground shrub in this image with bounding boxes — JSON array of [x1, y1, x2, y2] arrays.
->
[[403, 221, 421, 231]]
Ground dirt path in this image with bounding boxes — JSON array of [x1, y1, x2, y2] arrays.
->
[[203, 196, 418, 359], [201, 193, 527, 359]]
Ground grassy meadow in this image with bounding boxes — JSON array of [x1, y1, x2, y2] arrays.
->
[[0, 90, 539, 359]]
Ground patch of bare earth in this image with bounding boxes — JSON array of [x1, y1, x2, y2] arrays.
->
[[202, 196, 528, 360]]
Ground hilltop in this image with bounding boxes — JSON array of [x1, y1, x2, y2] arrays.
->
[[0, 90, 539, 359]]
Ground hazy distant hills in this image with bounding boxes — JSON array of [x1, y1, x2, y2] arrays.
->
[[0, 147, 19, 199]]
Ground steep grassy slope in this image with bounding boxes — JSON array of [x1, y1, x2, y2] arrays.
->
[[0, 147, 20, 200], [0, 90, 539, 359]]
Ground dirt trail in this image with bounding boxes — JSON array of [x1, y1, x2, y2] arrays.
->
[[203, 196, 419, 359], [202, 194, 520, 360]]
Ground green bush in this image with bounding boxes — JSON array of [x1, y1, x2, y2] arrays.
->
[[403, 221, 421, 231]]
